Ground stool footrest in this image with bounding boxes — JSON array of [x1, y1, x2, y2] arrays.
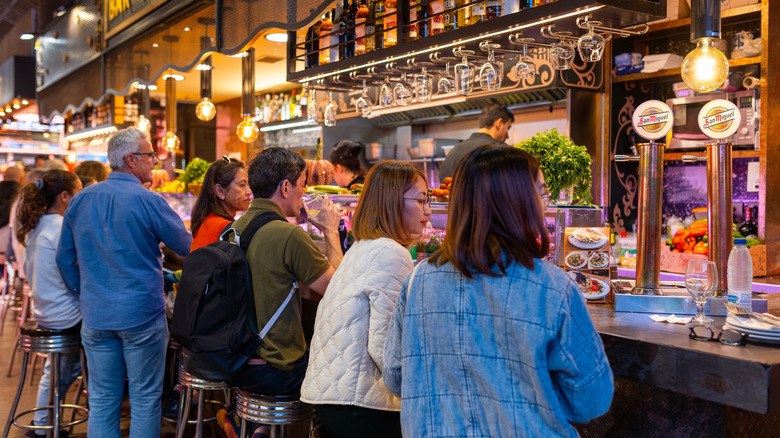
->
[[12, 404, 89, 430]]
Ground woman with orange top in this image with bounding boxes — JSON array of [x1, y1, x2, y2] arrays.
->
[[189, 156, 252, 251]]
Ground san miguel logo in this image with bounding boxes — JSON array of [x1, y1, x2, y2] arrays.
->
[[632, 101, 673, 141], [698, 99, 741, 140], [635, 109, 670, 133], [701, 106, 736, 133]]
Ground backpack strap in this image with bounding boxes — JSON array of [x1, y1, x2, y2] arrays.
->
[[258, 283, 296, 340]]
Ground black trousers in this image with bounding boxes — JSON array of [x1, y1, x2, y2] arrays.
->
[[315, 404, 402, 438]]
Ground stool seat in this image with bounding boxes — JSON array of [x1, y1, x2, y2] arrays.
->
[[236, 390, 315, 425], [19, 321, 80, 337]]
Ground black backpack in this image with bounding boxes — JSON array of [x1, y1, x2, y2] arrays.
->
[[171, 211, 289, 381]]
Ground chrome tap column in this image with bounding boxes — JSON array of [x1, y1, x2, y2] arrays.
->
[[707, 142, 733, 296], [631, 142, 665, 295]]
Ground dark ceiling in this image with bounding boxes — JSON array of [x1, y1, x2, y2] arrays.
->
[[0, 0, 73, 43]]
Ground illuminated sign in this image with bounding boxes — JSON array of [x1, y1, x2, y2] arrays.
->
[[632, 100, 672, 141]]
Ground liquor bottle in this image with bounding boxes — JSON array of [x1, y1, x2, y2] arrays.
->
[[345, 0, 357, 58], [369, 0, 383, 51], [456, 0, 472, 28], [485, 0, 501, 19], [503, 0, 519, 13], [383, 0, 397, 47], [443, 0, 456, 31], [355, 1, 369, 55], [518, 0, 532, 9], [338, 0, 349, 59], [305, 19, 321, 68], [329, 8, 340, 62], [290, 90, 297, 119], [319, 11, 333, 64], [471, 1, 485, 24], [738, 205, 758, 238], [417, 1, 429, 38], [409, 0, 419, 41], [429, 0, 444, 34]]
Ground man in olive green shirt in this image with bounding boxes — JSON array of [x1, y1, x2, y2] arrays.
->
[[230, 147, 342, 395]]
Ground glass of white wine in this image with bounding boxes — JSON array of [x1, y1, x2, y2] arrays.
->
[[303, 193, 327, 220], [685, 260, 718, 325]]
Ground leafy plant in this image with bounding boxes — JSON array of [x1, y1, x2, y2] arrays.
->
[[177, 158, 211, 185], [515, 129, 593, 204]]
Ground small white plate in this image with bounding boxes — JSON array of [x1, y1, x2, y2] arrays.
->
[[724, 324, 780, 344], [565, 251, 588, 269], [582, 277, 609, 300], [568, 232, 608, 250], [726, 316, 780, 334], [588, 252, 610, 269]]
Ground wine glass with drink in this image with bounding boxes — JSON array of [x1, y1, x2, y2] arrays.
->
[[685, 260, 718, 325]]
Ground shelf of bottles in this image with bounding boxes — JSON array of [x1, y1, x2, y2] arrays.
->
[[255, 89, 307, 124], [64, 95, 140, 135], [290, 0, 665, 82]]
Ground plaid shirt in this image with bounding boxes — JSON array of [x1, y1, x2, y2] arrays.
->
[[384, 258, 613, 437]]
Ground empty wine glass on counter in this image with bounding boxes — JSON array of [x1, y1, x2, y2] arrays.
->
[[307, 89, 319, 125], [454, 50, 476, 95], [394, 72, 414, 106], [437, 62, 455, 94], [355, 80, 373, 117], [379, 77, 394, 107], [414, 67, 433, 103], [324, 91, 337, 127], [512, 39, 536, 82], [685, 260, 718, 325], [479, 41, 503, 92], [577, 21, 606, 62], [550, 40, 576, 70]]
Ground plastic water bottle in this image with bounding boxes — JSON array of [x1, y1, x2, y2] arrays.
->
[[727, 238, 753, 308]]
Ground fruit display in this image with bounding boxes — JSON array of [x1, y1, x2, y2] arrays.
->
[[667, 219, 760, 255], [431, 177, 452, 201], [307, 185, 350, 195], [156, 180, 185, 193], [150, 169, 170, 190]]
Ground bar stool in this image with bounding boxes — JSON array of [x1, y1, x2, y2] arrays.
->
[[176, 365, 232, 438], [236, 390, 316, 438], [2, 321, 88, 438]]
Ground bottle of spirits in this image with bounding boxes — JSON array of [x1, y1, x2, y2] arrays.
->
[[369, 0, 383, 51], [456, 0, 472, 28], [319, 11, 333, 64], [338, 0, 349, 59], [485, 0, 501, 19], [443, 0, 456, 31], [409, 0, 419, 41], [417, 1, 429, 39], [305, 19, 321, 68], [355, 1, 369, 55], [329, 8, 340, 62], [471, 1, 485, 24], [738, 205, 758, 238], [383, 0, 397, 47], [429, 0, 444, 34], [345, 0, 357, 58]]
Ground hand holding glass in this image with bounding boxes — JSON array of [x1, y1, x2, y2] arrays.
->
[[685, 260, 718, 325], [303, 193, 327, 219]]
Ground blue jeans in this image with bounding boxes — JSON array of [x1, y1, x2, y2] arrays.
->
[[33, 351, 82, 434], [80, 313, 168, 438], [230, 351, 309, 395]]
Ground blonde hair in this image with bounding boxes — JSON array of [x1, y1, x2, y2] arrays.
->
[[352, 161, 427, 247]]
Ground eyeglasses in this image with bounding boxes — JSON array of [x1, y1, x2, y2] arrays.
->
[[131, 152, 157, 159], [221, 155, 235, 163], [538, 185, 551, 207], [404, 194, 432, 207], [689, 325, 747, 346]]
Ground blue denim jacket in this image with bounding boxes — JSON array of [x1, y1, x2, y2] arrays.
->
[[383, 259, 613, 437]]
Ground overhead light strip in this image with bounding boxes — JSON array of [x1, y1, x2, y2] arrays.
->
[[367, 94, 466, 118], [260, 120, 311, 132], [300, 6, 605, 84], [65, 126, 118, 142]]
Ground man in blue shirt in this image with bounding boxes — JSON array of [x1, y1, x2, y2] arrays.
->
[[57, 127, 191, 438]]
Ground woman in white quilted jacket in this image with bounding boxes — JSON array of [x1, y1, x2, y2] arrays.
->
[[300, 161, 431, 438]]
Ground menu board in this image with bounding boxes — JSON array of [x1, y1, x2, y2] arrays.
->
[[563, 227, 611, 304]]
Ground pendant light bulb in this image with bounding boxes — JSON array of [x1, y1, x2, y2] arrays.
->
[[237, 116, 259, 143], [163, 131, 180, 151], [681, 38, 729, 93], [195, 97, 216, 121], [136, 115, 152, 133]]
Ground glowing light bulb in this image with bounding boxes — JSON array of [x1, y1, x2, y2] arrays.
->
[[136, 115, 152, 133], [195, 97, 216, 121], [236, 117, 259, 143], [681, 38, 729, 93], [67, 152, 77, 163], [163, 131, 180, 151]]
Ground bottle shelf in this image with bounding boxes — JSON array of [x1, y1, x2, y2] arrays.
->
[[646, 4, 762, 34], [613, 56, 761, 83]]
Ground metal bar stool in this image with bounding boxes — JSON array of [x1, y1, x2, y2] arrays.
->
[[0, 265, 19, 336], [176, 365, 232, 438], [236, 390, 316, 438], [2, 321, 88, 438]]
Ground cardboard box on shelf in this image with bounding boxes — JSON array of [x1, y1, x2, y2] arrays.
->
[[650, 0, 691, 24], [659, 244, 767, 276]]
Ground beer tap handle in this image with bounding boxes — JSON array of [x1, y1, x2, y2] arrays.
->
[[681, 155, 707, 163], [614, 155, 640, 162]]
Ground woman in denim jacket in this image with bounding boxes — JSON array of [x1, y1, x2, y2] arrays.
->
[[383, 146, 614, 437]]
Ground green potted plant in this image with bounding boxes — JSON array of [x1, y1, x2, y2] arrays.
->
[[515, 129, 593, 205]]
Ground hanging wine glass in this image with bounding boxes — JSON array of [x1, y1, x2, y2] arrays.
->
[[394, 72, 414, 106], [512, 40, 536, 83], [324, 91, 337, 127], [307, 88, 318, 125], [414, 67, 433, 103], [479, 41, 503, 92], [437, 62, 455, 94], [550, 40, 576, 70], [379, 77, 394, 107], [355, 80, 373, 117], [454, 50, 476, 95], [577, 21, 606, 62]]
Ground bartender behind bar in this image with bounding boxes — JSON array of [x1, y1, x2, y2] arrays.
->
[[438, 104, 514, 179]]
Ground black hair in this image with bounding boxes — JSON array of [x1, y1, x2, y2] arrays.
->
[[190, 157, 246, 236], [478, 104, 515, 129], [0, 181, 21, 229], [329, 140, 368, 175], [247, 147, 307, 198]]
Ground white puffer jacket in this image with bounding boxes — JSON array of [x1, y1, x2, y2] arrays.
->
[[300, 238, 413, 411]]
